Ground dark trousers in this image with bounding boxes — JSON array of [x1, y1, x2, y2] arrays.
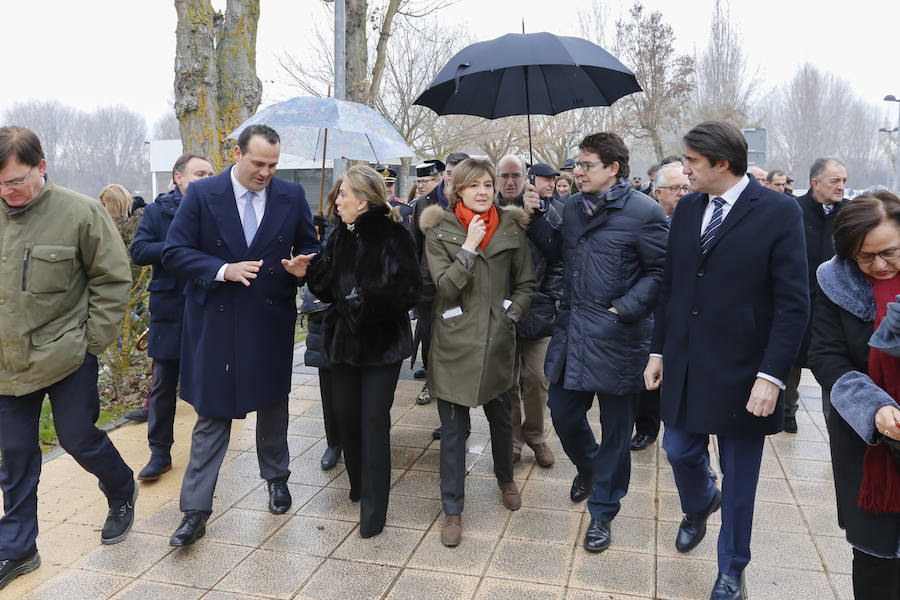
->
[[548, 383, 634, 521], [852, 547, 900, 600], [318, 368, 340, 449], [148, 358, 180, 457], [782, 366, 802, 419], [330, 361, 400, 537], [437, 395, 514, 515], [663, 426, 764, 576], [179, 400, 290, 514], [415, 302, 433, 369], [0, 354, 134, 559], [633, 387, 661, 439]]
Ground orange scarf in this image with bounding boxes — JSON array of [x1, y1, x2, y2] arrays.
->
[[454, 202, 499, 251]]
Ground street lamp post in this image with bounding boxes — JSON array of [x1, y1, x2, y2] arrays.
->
[[885, 95, 900, 193]]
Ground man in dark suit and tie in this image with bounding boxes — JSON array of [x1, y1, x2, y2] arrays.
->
[[644, 121, 809, 600], [162, 124, 320, 546]]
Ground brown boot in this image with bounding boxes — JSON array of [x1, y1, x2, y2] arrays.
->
[[441, 514, 462, 547], [530, 442, 555, 468], [499, 480, 521, 510]]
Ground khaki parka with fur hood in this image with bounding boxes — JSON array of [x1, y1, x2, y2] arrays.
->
[[420, 203, 536, 407]]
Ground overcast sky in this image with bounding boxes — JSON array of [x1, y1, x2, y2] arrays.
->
[[4, 0, 900, 130]]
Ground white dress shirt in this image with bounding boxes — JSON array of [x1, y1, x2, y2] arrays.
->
[[214, 170, 268, 281], [652, 174, 785, 390]]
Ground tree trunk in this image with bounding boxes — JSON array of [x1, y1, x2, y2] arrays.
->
[[345, 0, 369, 105], [174, 0, 261, 170]]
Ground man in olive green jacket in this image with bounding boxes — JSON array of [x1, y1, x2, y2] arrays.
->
[[0, 127, 136, 591]]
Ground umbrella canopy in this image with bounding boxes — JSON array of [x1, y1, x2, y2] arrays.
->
[[228, 96, 415, 163], [414, 31, 641, 119]]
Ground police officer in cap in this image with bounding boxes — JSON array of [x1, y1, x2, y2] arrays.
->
[[376, 165, 412, 229]]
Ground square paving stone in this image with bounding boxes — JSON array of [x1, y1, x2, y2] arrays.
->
[[751, 500, 808, 533], [289, 457, 345, 486], [656, 520, 720, 560], [299, 487, 362, 521], [297, 558, 399, 599], [233, 481, 320, 514], [408, 531, 498, 576], [831, 573, 853, 600], [333, 525, 425, 566], [287, 434, 321, 457], [520, 478, 585, 512], [568, 548, 653, 597], [565, 589, 652, 600], [143, 540, 252, 588], [745, 565, 835, 600], [790, 479, 838, 506], [211, 474, 264, 512], [34, 521, 105, 566], [656, 555, 719, 600], [618, 489, 656, 520], [657, 491, 720, 525], [815, 534, 853, 574], [782, 458, 835, 482], [800, 504, 844, 537], [506, 507, 582, 545], [427, 501, 513, 538], [486, 538, 574, 585], [391, 425, 436, 448], [263, 515, 356, 556], [204, 507, 286, 546], [20, 568, 130, 600], [219, 451, 264, 477], [386, 568, 479, 600], [109, 580, 206, 600], [754, 476, 795, 503], [214, 548, 323, 598], [749, 530, 822, 570], [390, 445, 426, 469], [409, 448, 441, 472], [770, 438, 832, 461], [396, 406, 442, 429], [577, 514, 655, 555], [526, 456, 578, 483], [288, 417, 327, 437], [391, 469, 442, 499], [384, 494, 443, 530], [75, 531, 173, 576], [36, 485, 98, 523], [474, 577, 566, 600]]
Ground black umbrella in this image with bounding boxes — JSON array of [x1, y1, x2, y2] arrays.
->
[[413, 32, 642, 165]]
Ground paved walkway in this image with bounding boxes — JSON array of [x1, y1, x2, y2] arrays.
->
[[2, 357, 852, 599]]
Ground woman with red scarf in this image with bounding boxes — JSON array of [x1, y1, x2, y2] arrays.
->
[[419, 158, 536, 547], [809, 191, 900, 599]]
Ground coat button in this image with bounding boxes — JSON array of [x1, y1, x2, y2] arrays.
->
[[268, 268, 275, 275], [219, 305, 225, 312], [697, 269, 704, 277], [11, 380, 17, 386], [267, 299, 273, 305], [0, 299, 4, 305], [216, 239, 223, 247], [1, 256, 6, 262], [49, 253, 56, 260], [278, 235, 284, 242], [691, 307, 700, 316]]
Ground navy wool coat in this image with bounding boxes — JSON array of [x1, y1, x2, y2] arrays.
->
[[130, 188, 185, 360], [651, 176, 809, 436], [162, 168, 320, 419], [529, 182, 668, 395]]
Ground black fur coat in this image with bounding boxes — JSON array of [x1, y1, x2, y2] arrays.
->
[[307, 204, 422, 366]]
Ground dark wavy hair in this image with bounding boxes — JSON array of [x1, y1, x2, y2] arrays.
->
[[833, 191, 900, 261]]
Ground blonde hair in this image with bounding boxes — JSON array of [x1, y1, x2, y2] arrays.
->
[[556, 171, 574, 188], [447, 158, 496, 208], [323, 175, 342, 221], [343, 165, 402, 223], [99, 184, 131, 219]]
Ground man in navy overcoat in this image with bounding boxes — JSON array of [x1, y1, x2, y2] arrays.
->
[[162, 125, 320, 546], [644, 121, 808, 600]]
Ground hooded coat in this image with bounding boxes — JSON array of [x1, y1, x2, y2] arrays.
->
[[421, 204, 536, 407]]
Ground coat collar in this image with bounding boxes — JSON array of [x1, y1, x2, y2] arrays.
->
[[694, 174, 758, 259], [816, 256, 875, 321], [434, 205, 523, 258]]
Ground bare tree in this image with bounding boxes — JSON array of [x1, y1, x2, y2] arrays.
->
[[616, 2, 695, 161], [3, 100, 78, 168], [691, 0, 757, 126], [174, 0, 262, 169], [152, 111, 182, 139]]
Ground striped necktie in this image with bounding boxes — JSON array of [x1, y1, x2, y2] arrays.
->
[[243, 191, 259, 246], [700, 197, 725, 255]]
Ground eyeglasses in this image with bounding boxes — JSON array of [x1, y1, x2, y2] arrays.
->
[[499, 173, 523, 180], [0, 166, 35, 188], [659, 184, 690, 193], [855, 247, 900, 263], [573, 161, 603, 171], [415, 176, 440, 185]]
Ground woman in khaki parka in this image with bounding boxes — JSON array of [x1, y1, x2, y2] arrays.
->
[[420, 158, 536, 547]]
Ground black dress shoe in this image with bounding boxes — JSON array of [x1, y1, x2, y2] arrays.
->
[[414, 368, 427, 380], [102, 484, 138, 545], [583, 519, 611, 552], [570, 472, 594, 503], [0, 551, 40, 591], [267, 478, 292, 514], [138, 455, 172, 481], [169, 511, 208, 546], [630, 432, 655, 451], [676, 488, 721, 553], [320, 446, 341, 471], [783, 415, 798, 433], [710, 571, 743, 600], [123, 406, 149, 423], [432, 427, 441, 440]]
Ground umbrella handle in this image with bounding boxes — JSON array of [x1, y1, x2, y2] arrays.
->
[[453, 63, 470, 95]]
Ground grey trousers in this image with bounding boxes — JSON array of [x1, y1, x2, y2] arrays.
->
[[509, 336, 551, 453], [179, 401, 290, 514]]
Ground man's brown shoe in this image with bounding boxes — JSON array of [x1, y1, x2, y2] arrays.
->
[[530, 443, 555, 467], [499, 480, 521, 510], [441, 514, 462, 547]]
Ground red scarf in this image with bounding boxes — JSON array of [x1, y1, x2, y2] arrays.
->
[[859, 274, 900, 513], [454, 202, 500, 251]]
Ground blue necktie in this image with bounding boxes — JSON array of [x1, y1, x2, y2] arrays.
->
[[243, 191, 258, 246], [700, 197, 725, 255]]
